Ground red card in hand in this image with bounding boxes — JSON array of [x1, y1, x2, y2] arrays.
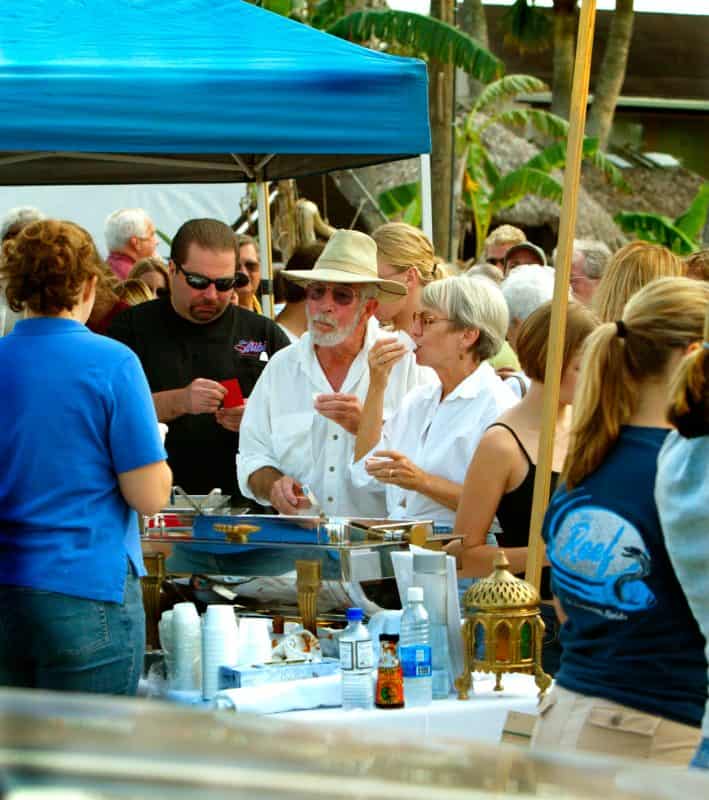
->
[[219, 378, 244, 408]]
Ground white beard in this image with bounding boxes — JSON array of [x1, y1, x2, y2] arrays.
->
[[306, 304, 364, 347]]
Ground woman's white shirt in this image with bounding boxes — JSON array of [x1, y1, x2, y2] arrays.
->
[[350, 361, 518, 527]]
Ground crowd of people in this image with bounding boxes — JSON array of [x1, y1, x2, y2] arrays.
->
[[0, 203, 707, 769]]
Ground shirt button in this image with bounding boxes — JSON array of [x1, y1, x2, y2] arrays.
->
[[329, 466, 335, 472], [327, 496, 333, 502], [610, 714, 622, 726], [333, 434, 339, 440]]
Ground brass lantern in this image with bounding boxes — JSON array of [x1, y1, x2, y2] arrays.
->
[[455, 550, 551, 700]]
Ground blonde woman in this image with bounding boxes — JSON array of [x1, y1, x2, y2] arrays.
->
[[372, 222, 443, 336], [128, 256, 170, 297], [114, 278, 154, 306], [532, 277, 709, 765], [655, 304, 709, 769], [593, 241, 684, 322]]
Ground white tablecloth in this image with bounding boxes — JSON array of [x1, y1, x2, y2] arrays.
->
[[274, 672, 542, 743]]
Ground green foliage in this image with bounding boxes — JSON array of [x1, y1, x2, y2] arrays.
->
[[674, 182, 709, 242], [614, 212, 698, 255], [489, 167, 562, 210], [484, 108, 569, 139], [615, 182, 709, 255], [379, 182, 422, 227], [156, 228, 172, 247], [501, 0, 552, 54], [327, 10, 504, 82], [472, 75, 548, 115], [310, 0, 346, 29], [260, 0, 293, 16]]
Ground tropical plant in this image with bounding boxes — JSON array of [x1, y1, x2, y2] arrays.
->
[[461, 75, 625, 258], [614, 183, 709, 256], [379, 74, 625, 254]]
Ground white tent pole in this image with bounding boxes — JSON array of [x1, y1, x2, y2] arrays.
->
[[256, 181, 274, 319], [420, 153, 433, 242]]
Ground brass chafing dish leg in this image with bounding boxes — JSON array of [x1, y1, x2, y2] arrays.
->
[[296, 559, 322, 635], [141, 552, 165, 650]]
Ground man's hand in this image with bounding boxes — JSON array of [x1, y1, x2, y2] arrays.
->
[[315, 393, 362, 436], [215, 400, 247, 432], [183, 378, 227, 414], [269, 476, 312, 516], [365, 450, 426, 493]]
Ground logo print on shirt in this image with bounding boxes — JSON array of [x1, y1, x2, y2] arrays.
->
[[234, 340, 267, 355], [546, 495, 656, 619]]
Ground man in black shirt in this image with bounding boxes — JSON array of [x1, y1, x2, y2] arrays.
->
[[108, 218, 290, 500]]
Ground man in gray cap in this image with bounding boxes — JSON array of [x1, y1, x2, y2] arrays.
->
[[238, 229, 428, 518], [503, 241, 547, 276]]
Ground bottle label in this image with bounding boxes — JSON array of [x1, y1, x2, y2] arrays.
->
[[340, 639, 373, 671], [375, 666, 404, 708], [400, 645, 432, 678]]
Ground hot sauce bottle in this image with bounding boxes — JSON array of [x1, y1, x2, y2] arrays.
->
[[375, 633, 404, 709]]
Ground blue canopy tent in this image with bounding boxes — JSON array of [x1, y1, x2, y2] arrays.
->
[[0, 0, 432, 312], [0, 0, 430, 185]]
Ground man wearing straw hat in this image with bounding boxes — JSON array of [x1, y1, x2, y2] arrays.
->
[[238, 229, 427, 518]]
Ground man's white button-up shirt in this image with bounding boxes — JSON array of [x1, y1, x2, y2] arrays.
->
[[237, 318, 433, 517]]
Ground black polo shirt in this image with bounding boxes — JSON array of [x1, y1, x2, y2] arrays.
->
[[108, 297, 290, 498]]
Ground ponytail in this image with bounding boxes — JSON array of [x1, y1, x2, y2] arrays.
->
[[562, 323, 636, 488], [563, 277, 709, 488], [667, 306, 709, 438]]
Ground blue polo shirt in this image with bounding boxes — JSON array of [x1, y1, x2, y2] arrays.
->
[[0, 318, 167, 603]]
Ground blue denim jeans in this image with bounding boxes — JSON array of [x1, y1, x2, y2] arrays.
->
[[0, 567, 145, 695], [691, 737, 709, 770]]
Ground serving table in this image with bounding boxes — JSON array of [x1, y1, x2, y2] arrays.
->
[[275, 673, 541, 744]]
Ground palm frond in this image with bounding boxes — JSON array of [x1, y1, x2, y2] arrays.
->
[[310, 0, 346, 29], [490, 167, 563, 211], [260, 0, 293, 16], [501, 0, 552, 54], [614, 212, 698, 255], [674, 182, 709, 241], [327, 10, 504, 82], [472, 75, 548, 114], [489, 107, 569, 139], [378, 182, 419, 219], [521, 136, 627, 191]]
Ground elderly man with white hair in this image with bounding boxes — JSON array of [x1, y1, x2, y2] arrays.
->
[[238, 229, 429, 519], [104, 208, 158, 280], [500, 264, 558, 397], [553, 238, 611, 306]]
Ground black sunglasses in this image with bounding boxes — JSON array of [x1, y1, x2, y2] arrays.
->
[[175, 263, 249, 292]]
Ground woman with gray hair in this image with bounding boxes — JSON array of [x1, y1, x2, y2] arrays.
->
[[351, 275, 517, 527]]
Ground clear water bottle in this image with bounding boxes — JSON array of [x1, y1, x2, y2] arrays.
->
[[399, 586, 433, 707], [339, 607, 374, 710], [413, 552, 451, 699]]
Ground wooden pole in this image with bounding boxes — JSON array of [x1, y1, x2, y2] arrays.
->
[[524, 0, 597, 589], [256, 180, 274, 319]]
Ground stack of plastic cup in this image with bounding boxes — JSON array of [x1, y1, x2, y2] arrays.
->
[[171, 602, 201, 691], [237, 617, 273, 666], [201, 605, 239, 700], [158, 609, 175, 684]]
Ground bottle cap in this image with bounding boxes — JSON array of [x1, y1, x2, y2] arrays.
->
[[407, 586, 424, 603], [346, 607, 363, 622], [379, 633, 399, 642]]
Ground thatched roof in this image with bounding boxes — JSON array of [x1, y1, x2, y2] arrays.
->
[[329, 119, 628, 252], [581, 165, 704, 222]]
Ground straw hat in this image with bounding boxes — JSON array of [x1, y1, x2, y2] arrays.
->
[[282, 229, 407, 302]]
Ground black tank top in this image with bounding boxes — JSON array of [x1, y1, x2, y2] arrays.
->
[[489, 422, 559, 599]]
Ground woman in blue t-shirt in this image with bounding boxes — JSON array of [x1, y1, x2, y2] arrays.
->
[[532, 276, 709, 766], [0, 220, 172, 695]]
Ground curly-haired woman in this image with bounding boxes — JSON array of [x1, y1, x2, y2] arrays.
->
[[0, 219, 172, 695]]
